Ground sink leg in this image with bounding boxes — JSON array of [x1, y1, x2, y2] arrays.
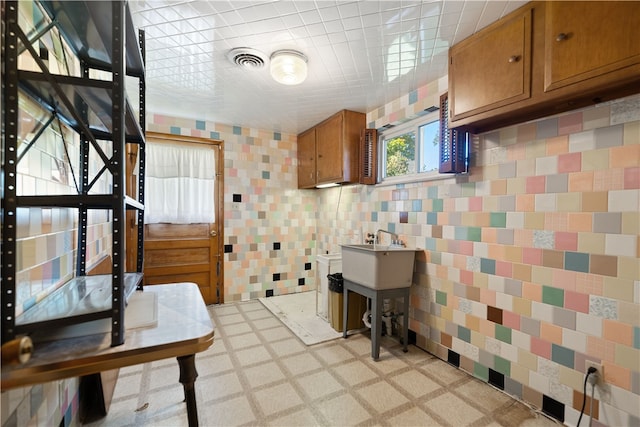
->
[[402, 291, 409, 353], [371, 293, 382, 360], [342, 287, 349, 338]]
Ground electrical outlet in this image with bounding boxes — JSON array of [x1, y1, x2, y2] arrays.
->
[[585, 361, 604, 385]]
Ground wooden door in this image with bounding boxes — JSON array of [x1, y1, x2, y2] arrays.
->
[[449, 7, 532, 120], [544, 1, 640, 92], [141, 133, 224, 305], [297, 128, 316, 188], [316, 113, 343, 184]]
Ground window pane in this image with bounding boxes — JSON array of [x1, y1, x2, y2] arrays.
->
[[419, 120, 440, 173], [384, 131, 416, 177]]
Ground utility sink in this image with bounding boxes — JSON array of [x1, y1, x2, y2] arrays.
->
[[340, 244, 417, 290]]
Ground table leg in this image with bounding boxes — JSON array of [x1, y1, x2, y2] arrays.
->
[[177, 354, 199, 427]]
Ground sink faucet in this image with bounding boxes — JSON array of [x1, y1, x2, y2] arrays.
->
[[376, 229, 398, 246]]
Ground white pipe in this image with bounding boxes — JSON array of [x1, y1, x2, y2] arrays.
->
[[362, 310, 371, 328]]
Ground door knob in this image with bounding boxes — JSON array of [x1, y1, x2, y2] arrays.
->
[[210, 230, 217, 237]]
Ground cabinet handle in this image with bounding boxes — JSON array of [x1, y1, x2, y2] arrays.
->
[[508, 55, 520, 63], [556, 33, 568, 42]]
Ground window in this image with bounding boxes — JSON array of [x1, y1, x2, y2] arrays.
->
[[380, 110, 444, 183], [379, 98, 469, 184]]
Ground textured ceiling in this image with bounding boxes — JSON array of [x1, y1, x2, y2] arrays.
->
[[129, 1, 527, 134]]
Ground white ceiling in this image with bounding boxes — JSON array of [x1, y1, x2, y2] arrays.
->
[[129, 0, 527, 134]]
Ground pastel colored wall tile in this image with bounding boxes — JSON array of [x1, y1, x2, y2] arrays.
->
[[551, 344, 575, 369], [526, 176, 546, 194], [558, 112, 583, 135], [603, 319, 633, 346], [531, 336, 552, 359], [605, 234, 637, 257], [503, 311, 521, 330], [568, 171, 594, 192], [593, 212, 622, 234], [624, 167, 640, 189], [542, 286, 564, 307], [564, 290, 589, 313], [590, 254, 618, 277], [555, 232, 578, 251], [556, 193, 582, 212], [610, 144, 640, 168], [582, 191, 609, 212], [523, 248, 543, 266], [558, 152, 582, 173], [566, 213, 593, 233], [589, 295, 618, 319], [577, 233, 605, 255], [603, 362, 631, 390], [540, 322, 563, 345], [608, 189, 640, 212], [552, 269, 577, 291], [564, 251, 590, 273]]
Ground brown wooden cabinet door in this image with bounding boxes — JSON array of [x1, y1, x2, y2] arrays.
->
[[449, 8, 532, 120], [316, 113, 343, 184], [297, 128, 316, 188], [544, 1, 640, 92]]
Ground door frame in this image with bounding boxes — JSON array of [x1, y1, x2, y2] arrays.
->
[[127, 132, 225, 303]]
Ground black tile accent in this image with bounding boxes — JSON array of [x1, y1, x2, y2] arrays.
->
[[224, 244, 233, 253], [273, 242, 281, 250], [233, 194, 242, 202], [304, 262, 312, 270], [273, 273, 281, 281], [408, 329, 417, 345], [542, 395, 565, 423], [298, 278, 305, 286], [266, 289, 274, 297], [447, 349, 460, 367], [488, 368, 505, 390]]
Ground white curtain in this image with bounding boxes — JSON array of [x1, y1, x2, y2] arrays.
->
[[143, 142, 215, 224]]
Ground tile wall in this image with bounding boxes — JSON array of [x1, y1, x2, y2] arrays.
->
[[317, 89, 640, 426], [146, 117, 316, 302]]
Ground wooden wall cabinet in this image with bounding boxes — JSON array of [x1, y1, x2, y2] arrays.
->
[[543, 1, 640, 92], [297, 110, 365, 189], [449, 1, 640, 132], [449, 6, 533, 121]]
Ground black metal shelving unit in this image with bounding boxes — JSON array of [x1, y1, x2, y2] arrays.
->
[[2, 0, 146, 347]]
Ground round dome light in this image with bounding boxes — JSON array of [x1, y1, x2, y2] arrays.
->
[[270, 50, 308, 85]]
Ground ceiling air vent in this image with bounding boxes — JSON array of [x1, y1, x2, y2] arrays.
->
[[227, 48, 267, 69]]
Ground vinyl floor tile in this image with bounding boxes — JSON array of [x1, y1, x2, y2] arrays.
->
[[88, 300, 560, 427]]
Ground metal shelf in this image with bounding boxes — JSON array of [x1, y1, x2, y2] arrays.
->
[[19, 71, 145, 144], [14, 273, 142, 334], [2, 1, 146, 347], [39, 0, 145, 78]]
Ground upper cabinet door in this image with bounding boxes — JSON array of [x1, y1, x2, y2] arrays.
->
[[544, 1, 640, 92], [449, 8, 532, 121], [316, 113, 343, 184], [297, 128, 317, 189]]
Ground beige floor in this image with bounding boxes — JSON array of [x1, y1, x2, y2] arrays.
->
[[87, 300, 560, 427]]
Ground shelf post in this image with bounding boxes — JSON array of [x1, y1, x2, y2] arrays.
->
[[2, 1, 20, 344], [110, 0, 127, 346]]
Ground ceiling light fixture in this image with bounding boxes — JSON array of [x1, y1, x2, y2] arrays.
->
[[270, 50, 308, 85]]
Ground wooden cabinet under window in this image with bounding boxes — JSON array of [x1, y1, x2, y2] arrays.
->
[[448, 1, 640, 132], [297, 110, 365, 189]]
